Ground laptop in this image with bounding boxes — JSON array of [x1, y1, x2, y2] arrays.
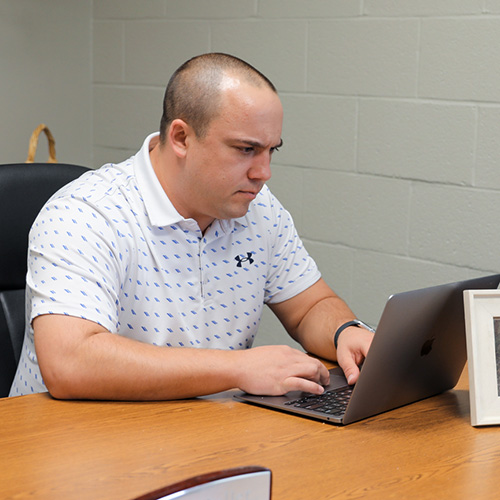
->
[[234, 274, 500, 425]]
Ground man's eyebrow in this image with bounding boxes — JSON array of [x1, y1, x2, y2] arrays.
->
[[238, 138, 283, 149]]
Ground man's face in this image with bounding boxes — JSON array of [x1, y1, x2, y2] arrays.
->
[[180, 79, 283, 232]]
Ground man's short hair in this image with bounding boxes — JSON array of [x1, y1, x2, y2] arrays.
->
[[159, 53, 277, 144]]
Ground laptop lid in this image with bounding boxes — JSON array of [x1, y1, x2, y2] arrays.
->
[[234, 274, 500, 425]]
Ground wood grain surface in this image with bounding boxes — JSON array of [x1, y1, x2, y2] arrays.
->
[[2, 369, 500, 499]]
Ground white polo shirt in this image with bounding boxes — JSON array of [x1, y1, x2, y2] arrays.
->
[[10, 133, 321, 396]]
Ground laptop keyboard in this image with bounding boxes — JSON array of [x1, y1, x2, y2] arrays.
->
[[284, 386, 353, 417]]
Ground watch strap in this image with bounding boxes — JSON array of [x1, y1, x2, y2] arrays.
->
[[334, 320, 374, 349]]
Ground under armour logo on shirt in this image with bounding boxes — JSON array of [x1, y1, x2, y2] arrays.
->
[[235, 252, 254, 267]]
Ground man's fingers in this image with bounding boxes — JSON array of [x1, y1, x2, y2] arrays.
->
[[282, 361, 330, 394], [340, 362, 360, 385], [283, 377, 325, 395], [299, 359, 330, 386], [236, 345, 331, 396], [336, 326, 374, 385]]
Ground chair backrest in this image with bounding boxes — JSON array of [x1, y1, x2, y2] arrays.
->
[[0, 162, 90, 397], [132, 466, 272, 500]]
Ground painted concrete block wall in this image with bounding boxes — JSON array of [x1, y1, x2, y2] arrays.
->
[[92, 1, 500, 347], [1, 1, 92, 166]]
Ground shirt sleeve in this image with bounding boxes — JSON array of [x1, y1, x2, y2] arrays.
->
[[26, 195, 123, 333], [262, 189, 321, 304]]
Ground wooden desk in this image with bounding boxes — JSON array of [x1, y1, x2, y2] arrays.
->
[[2, 369, 500, 499]]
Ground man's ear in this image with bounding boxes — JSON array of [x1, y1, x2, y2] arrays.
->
[[168, 119, 191, 158]]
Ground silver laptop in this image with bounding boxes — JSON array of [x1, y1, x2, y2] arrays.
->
[[234, 274, 500, 425]]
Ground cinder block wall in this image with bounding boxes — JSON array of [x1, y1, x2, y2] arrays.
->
[[1, 1, 91, 166], [92, 1, 500, 347]]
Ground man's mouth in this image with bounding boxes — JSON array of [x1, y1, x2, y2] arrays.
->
[[238, 185, 262, 197], [238, 190, 258, 199]]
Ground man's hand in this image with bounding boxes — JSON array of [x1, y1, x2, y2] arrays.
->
[[268, 278, 375, 387], [234, 345, 330, 396], [335, 326, 374, 385]]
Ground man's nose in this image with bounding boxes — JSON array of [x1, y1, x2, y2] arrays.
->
[[249, 153, 272, 182]]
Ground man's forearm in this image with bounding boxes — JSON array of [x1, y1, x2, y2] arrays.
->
[[35, 315, 240, 400], [47, 335, 240, 400], [270, 278, 357, 361], [34, 314, 330, 400], [292, 295, 356, 360]]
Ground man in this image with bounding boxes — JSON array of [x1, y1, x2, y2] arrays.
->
[[10, 53, 373, 400]]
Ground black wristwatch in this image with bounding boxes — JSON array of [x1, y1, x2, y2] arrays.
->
[[334, 320, 375, 349]]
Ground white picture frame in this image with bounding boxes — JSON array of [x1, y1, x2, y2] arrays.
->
[[463, 289, 500, 426]]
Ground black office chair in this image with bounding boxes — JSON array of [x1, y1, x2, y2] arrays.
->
[[0, 161, 90, 397], [132, 466, 272, 500]]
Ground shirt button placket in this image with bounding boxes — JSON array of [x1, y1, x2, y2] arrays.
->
[[198, 238, 204, 300]]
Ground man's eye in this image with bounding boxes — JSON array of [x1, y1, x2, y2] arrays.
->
[[239, 147, 254, 154], [270, 146, 280, 154]]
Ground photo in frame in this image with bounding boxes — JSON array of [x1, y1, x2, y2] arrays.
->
[[463, 289, 500, 426]]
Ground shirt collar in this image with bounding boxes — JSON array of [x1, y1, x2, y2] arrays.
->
[[134, 132, 185, 228]]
